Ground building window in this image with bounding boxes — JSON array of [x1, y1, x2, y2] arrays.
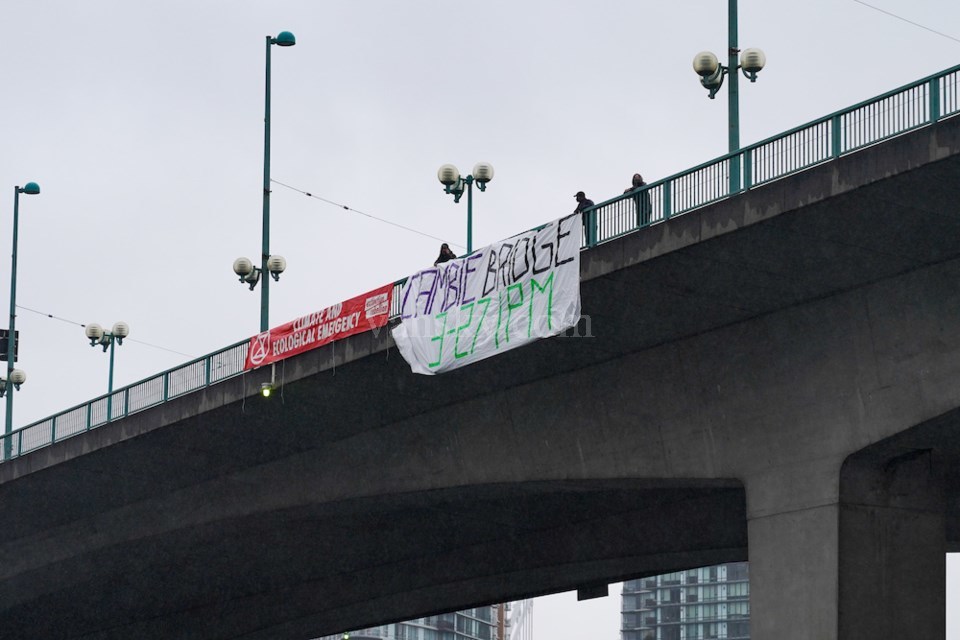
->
[[660, 588, 680, 603], [727, 582, 748, 599], [661, 626, 680, 640], [661, 572, 682, 586], [726, 563, 749, 581]]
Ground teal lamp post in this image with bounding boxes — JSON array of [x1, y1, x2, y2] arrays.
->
[[233, 31, 296, 333], [436, 162, 495, 254], [84, 322, 130, 422], [3, 181, 40, 458], [692, 0, 766, 193]]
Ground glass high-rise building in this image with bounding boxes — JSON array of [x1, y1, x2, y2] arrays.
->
[[620, 563, 749, 640], [504, 599, 533, 640], [318, 601, 532, 640]]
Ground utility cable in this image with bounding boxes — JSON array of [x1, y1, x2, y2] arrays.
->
[[15, 304, 196, 358], [271, 178, 466, 250], [852, 0, 960, 45]]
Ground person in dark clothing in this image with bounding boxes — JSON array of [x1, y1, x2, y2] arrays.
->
[[624, 173, 653, 227], [434, 243, 457, 266], [573, 190, 595, 214], [574, 190, 595, 244]]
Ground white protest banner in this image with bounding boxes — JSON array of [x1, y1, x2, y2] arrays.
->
[[392, 212, 581, 375]]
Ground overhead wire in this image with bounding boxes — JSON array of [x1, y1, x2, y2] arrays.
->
[[852, 0, 960, 45], [271, 178, 466, 250], [15, 304, 196, 358], [15, 174, 457, 361]]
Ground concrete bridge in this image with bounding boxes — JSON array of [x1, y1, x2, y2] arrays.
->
[[2, 114, 960, 640]]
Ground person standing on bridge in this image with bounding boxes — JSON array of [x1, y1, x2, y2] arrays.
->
[[624, 173, 652, 227], [434, 243, 457, 266], [574, 190, 595, 245]]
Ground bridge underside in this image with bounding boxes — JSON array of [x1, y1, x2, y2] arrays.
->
[[2, 116, 960, 639], [3, 479, 745, 639]]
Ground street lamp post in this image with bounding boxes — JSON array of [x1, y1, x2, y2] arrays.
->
[[692, 0, 766, 193], [234, 31, 296, 333], [436, 162, 495, 254], [84, 322, 130, 421], [3, 181, 39, 457]]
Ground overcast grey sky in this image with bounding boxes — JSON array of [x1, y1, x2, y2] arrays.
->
[[2, 0, 960, 638]]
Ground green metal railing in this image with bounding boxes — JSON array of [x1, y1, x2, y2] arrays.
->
[[585, 63, 960, 245], [4, 339, 251, 459], [2, 63, 958, 463]]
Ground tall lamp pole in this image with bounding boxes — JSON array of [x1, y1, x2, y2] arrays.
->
[[234, 31, 295, 332], [3, 182, 40, 457], [436, 162, 495, 254], [692, 0, 766, 193], [727, 0, 740, 155]]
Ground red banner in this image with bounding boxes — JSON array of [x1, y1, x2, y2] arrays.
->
[[244, 283, 393, 370]]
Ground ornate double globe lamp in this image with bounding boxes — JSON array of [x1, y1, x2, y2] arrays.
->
[[3, 181, 40, 457], [436, 162, 494, 254], [691, 0, 765, 193], [233, 30, 295, 333], [84, 321, 130, 421]]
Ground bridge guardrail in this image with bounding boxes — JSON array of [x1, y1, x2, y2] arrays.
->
[[4, 339, 250, 459], [3, 63, 959, 463], [584, 63, 960, 246]]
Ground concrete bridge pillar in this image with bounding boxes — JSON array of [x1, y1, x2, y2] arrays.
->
[[746, 449, 945, 639]]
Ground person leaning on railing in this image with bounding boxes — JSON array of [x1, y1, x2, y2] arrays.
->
[[624, 173, 652, 227], [574, 190, 595, 243], [434, 243, 457, 266]]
